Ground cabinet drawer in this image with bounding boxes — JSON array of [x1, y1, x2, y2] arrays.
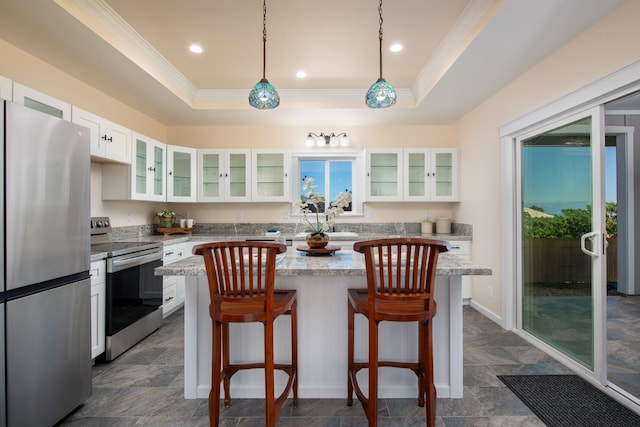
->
[[90, 260, 106, 285], [163, 244, 184, 264], [447, 240, 470, 257], [163, 283, 178, 315]]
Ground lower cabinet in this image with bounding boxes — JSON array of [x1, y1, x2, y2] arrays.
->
[[90, 260, 106, 359], [162, 243, 187, 317]]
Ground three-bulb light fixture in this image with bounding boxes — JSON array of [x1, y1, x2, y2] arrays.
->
[[305, 132, 351, 148]]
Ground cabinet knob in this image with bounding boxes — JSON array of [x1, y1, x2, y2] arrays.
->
[[219, 173, 223, 177], [169, 171, 173, 176]]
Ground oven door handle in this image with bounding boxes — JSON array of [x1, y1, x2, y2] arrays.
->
[[110, 250, 163, 272]]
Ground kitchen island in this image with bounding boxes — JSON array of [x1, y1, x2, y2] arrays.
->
[[156, 245, 491, 400]]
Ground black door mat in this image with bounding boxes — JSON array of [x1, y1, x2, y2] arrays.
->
[[498, 375, 640, 427]]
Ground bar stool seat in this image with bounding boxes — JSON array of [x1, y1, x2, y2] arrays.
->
[[193, 241, 297, 427], [348, 238, 450, 427]]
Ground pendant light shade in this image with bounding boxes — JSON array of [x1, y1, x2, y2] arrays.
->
[[249, 0, 280, 109], [365, 0, 396, 108]]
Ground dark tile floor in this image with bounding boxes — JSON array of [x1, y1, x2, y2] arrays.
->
[[60, 306, 571, 426]]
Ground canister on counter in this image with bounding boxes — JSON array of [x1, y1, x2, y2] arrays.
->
[[435, 218, 451, 234], [421, 220, 433, 234]]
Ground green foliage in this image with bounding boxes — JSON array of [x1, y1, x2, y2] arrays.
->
[[523, 204, 617, 238]]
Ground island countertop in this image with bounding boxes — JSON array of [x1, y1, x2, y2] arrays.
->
[[155, 247, 492, 277]]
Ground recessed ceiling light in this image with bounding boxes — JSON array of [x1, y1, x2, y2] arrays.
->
[[390, 43, 403, 53], [189, 44, 203, 54], [296, 70, 307, 79]]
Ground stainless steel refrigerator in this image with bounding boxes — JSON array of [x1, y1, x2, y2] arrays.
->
[[0, 100, 92, 427]]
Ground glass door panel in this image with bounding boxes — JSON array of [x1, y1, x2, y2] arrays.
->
[[520, 116, 596, 369], [255, 153, 284, 198], [228, 152, 247, 198], [202, 153, 220, 198], [152, 145, 164, 197], [172, 151, 192, 197], [407, 152, 426, 197], [134, 139, 147, 195], [369, 152, 400, 198], [434, 152, 453, 197]]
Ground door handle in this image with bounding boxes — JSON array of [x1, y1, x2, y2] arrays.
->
[[580, 231, 599, 257]]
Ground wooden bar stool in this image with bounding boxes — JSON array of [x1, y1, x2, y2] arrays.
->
[[348, 238, 450, 426], [193, 241, 297, 427]]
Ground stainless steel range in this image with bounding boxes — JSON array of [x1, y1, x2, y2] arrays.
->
[[91, 217, 163, 361]]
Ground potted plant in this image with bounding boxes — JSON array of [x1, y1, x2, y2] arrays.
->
[[157, 209, 176, 228], [294, 177, 351, 248]]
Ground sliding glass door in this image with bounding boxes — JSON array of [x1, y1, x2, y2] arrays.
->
[[517, 109, 606, 371]]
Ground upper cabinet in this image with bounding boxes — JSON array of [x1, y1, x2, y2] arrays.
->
[[403, 148, 458, 202], [167, 145, 197, 202], [366, 149, 403, 201], [197, 149, 251, 202], [12, 83, 71, 120], [102, 132, 166, 201], [71, 107, 131, 164], [0, 75, 12, 100], [367, 148, 459, 202], [252, 150, 290, 202]]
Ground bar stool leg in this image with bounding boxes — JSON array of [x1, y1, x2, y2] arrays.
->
[[367, 317, 378, 427], [209, 320, 222, 427], [291, 302, 299, 407], [222, 323, 231, 407], [347, 303, 355, 406], [424, 319, 436, 426], [264, 317, 276, 427]]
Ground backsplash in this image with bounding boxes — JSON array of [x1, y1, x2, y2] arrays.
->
[[107, 222, 472, 240]]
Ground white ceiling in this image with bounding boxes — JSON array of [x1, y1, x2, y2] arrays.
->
[[0, 0, 629, 126]]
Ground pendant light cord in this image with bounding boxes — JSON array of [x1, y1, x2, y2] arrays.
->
[[378, 0, 384, 79], [262, 0, 267, 80]]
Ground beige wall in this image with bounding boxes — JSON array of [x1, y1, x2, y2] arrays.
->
[[455, 0, 640, 316]]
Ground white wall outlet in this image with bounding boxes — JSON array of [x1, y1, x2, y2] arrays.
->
[[236, 211, 243, 221], [284, 212, 290, 221], [488, 286, 493, 299], [425, 211, 431, 220], [126, 213, 131, 223], [366, 212, 373, 220]]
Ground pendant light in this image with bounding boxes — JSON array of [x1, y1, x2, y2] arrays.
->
[[248, 0, 280, 109], [365, 0, 396, 108]]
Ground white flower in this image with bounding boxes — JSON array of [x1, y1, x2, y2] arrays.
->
[[294, 177, 352, 234]]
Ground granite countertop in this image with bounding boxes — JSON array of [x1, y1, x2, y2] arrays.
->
[[91, 231, 473, 262], [155, 246, 491, 277]]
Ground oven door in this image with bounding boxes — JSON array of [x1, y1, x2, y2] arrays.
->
[[106, 252, 163, 336]]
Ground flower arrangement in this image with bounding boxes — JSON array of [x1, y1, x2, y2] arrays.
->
[[294, 177, 352, 235], [157, 209, 176, 219], [157, 209, 176, 228]]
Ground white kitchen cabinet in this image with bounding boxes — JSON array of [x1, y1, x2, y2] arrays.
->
[[102, 132, 166, 201], [12, 82, 71, 120], [365, 149, 403, 201], [167, 145, 197, 202], [403, 148, 459, 202], [162, 243, 187, 317], [197, 149, 252, 202], [252, 150, 290, 202], [448, 240, 472, 302], [0, 75, 12, 100], [71, 106, 131, 164], [90, 260, 106, 359]]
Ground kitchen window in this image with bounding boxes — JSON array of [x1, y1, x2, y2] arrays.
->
[[291, 152, 364, 216]]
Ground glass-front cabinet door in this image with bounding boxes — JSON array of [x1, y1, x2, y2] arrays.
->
[[252, 150, 289, 202], [403, 149, 458, 201], [366, 149, 402, 201], [131, 133, 166, 201], [197, 149, 251, 202], [167, 146, 196, 202], [430, 149, 458, 201]]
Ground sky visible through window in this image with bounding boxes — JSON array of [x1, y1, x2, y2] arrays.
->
[[522, 145, 617, 216]]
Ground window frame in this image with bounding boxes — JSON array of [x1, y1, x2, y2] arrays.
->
[[290, 151, 364, 216]]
